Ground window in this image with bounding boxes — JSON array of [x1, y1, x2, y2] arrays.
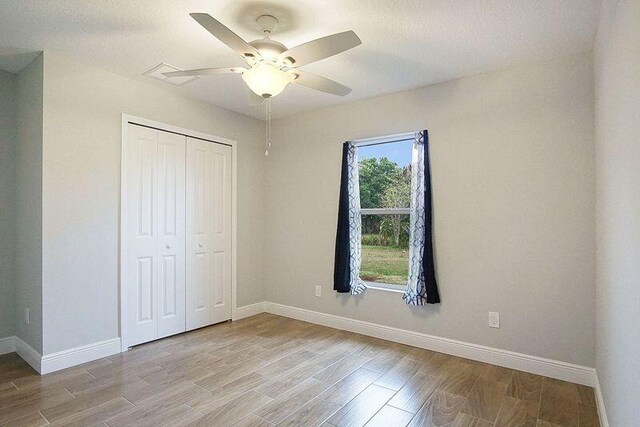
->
[[357, 135, 413, 288]]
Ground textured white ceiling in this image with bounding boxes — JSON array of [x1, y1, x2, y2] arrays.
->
[[0, 0, 600, 119]]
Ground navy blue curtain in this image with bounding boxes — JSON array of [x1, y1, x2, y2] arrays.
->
[[423, 130, 440, 304], [333, 142, 351, 293]]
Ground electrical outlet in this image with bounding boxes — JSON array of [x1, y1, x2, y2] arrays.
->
[[25, 307, 30, 325], [488, 312, 500, 328], [315, 285, 322, 297]]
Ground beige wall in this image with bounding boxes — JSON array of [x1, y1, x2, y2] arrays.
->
[[266, 53, 596, 366], [14, 54, 44, 353], [41, 54, 266, 354], [594, 0, 640, 423], [0, 70, 17, 339]]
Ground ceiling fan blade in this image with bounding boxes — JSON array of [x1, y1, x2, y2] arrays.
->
[[290, 70, 352, 96], [163, 67, 244, 78], [279, 31, 361, 67], [190, 13, 260, 59], [248, 90, 265, 106]]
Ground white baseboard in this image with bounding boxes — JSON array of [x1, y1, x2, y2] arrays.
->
[[593, 373, 610, 427], [235, 302, 267, 320], [11, 336, 121, 375], [261, 302, 597, 387], [40, 338, 121, 374], [0, 336, 16, 355], [15, 337, 42, 373]]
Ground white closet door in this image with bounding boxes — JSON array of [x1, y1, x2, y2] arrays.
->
[[186, 138, 232, 330], [125, 124, 186, 346], [156, 131, 186, 339], [125, 125, 159, 346]]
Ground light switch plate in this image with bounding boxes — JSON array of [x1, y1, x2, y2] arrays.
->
[[315, 285, 322, 297]]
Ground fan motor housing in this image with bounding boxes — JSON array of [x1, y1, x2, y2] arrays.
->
[[249, 38, 288, 60]]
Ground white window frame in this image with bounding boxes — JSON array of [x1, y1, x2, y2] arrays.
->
[[354, 131, 415, 291]]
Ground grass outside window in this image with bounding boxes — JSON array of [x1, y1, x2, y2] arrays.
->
[[360, 244, 409, 286]]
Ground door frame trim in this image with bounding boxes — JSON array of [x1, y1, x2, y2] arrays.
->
[[119, 114, 238, 352]]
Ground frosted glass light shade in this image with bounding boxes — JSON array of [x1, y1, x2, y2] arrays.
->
[[242, 64, 292, 98]]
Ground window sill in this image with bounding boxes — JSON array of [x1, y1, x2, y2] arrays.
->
[[364, 281, 405, 294]]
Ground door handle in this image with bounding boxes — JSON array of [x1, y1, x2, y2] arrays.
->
[[198, 243, 204, 248], [166, 244, 171, 249]]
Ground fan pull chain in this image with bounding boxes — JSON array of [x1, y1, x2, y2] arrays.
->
[[265, 97, 272, 156]]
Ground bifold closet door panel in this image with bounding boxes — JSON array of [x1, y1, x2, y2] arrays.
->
[[156, 131, 187, 339], [125, 125, 160, 346], [186, 138, 232, 330], [207, 141, 232, 325], [124, 124, 186, 347]]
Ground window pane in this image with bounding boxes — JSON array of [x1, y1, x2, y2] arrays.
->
[[361, 213, 410, 286], [358, 140, 412, 209]]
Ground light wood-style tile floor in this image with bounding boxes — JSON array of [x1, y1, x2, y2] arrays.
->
[[0, 313, 600, 427]]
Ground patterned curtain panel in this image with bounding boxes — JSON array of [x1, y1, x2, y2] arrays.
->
[[333, 142, 367, 295], [403, 130, 440, 305]]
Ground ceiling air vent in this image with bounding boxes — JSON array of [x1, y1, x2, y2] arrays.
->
[[143, 63, 198, 86]]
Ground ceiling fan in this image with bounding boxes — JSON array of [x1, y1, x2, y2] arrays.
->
[[164, 13, 362, 101]]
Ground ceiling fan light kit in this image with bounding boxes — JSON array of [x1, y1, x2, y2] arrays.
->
[[160, 12, 362, 154], [242, 63, 294, 98]]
